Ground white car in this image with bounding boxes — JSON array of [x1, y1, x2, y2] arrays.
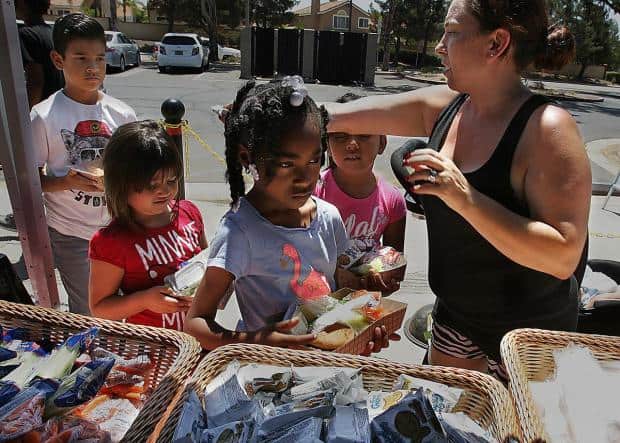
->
[[105, 31, 140, 72], [199, 37, 240, 61], [219, 45, 241, 60], [158, 33, 210, 73]]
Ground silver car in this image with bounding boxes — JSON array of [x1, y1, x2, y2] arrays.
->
[[105, 31, 140, 72]]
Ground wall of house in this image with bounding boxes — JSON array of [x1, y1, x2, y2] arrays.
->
[[43, 14, 195, 42], [296, 8, 371, 32]]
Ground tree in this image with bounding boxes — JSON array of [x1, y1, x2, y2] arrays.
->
[[250, 0, 297, 27], [375, 0, 402, 70], [109, 0, 118, 30], [549, 0, 618, 77], [149, 0, 178, 32]]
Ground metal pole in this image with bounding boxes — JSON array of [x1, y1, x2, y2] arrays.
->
[[0, 0, 59, 307], [246, 0, 250, 26], [161, 98, 186, 200], [349, 0, 353, 32]]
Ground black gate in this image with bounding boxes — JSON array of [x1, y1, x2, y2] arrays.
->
[[316, 31, 367, 84], [277, 29, 302, 76], [316, 31, 342, 84], [252, 27, 274, 77], [342, 32, 367, 84]]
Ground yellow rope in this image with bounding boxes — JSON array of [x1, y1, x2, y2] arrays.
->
[[182, 122, 226, 166], [160, 120, 226, 180]]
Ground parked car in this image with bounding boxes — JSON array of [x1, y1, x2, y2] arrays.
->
[[105, 31, 140, 72], [219, 45, 241, 60], [158, 33, 209, 73], [199, 37, 241, 61]]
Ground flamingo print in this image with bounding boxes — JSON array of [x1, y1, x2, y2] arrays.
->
[[281, 243, 331, 302]]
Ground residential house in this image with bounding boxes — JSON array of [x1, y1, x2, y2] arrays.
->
[[48, 0, 82, 16], [293, 0, 371, 32]]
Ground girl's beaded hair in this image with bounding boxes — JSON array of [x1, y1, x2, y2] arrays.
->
[[224, 79, 329, 206]]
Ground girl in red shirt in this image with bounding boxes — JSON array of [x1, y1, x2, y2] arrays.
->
[[89, 120, 207, 330]]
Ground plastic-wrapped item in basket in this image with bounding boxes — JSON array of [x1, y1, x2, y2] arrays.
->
[[164, 249, 210, 297], [0, 392, 46, 442], [77, 395, 140, 442], [44, 358, 115, 418], [326, 406, 370, 443], [200, 419, 255, 443]]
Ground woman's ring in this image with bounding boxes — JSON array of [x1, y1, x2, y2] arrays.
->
[[428, 169, 438, 184]]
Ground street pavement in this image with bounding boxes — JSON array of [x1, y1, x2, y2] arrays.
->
[[103, 63, 620, 189], [0, 63, 618, 365]]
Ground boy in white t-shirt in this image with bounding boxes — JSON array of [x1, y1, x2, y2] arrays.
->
[[32, 13, 136, 314]]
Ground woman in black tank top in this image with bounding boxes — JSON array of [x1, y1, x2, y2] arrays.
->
[[326, 0, 591, 374]]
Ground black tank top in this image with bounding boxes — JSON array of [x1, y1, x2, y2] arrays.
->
[[421, 94, 579, 328]]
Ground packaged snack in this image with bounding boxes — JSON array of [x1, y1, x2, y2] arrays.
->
[[366, 390, 411, 421], [92, 348, 152, 375], [370, 390, 447, 443], [292, 366, 361, 384], [40, 416, 111, 443], [350, 247, 406, 276], [0, 393, 45, 442], [78, 397, 140, 442], [256, 416, 323, 442], [172, 389, 206, 443], [311, 293, 382, 334], [236, 364, 293, 396], [165, 249, 210, 297], [393, 374, 463, 413], [44, 358, 115, 418], [0, 378, 58, 420], [439, 412, 497, 443], [288, 370, 352, 400], [204, 361, 257, 428], [0, 347, 16, 363], [200, 420, 255, 443], [287, 305, 309, 336], [337, 239, 375, 270], [326, 406, 370, 443]]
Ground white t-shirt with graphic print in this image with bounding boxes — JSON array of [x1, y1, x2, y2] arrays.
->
[[32, 90, 137, 240]]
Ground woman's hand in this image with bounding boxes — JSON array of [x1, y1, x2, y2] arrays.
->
[[253, 317, 317, 349], [361, 325, 401, 356], [143, 286, 193, 314], [404, 148, 474, 213]]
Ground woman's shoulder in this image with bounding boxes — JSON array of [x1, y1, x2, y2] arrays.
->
[[521, 99, 582, 157]]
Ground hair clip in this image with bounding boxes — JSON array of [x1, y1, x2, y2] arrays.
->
[[281, 75, 307, 107], [247, 163, 260, 182]]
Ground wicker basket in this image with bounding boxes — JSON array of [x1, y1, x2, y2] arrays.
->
[[501, 328, 620, 442], [0, 300, 202, 443], [152, 343, 523, 442]]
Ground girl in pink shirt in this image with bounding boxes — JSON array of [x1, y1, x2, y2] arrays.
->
[[315, 93, 407, 293]]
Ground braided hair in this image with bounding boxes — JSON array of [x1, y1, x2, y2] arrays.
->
[[224, 80, 329, 206]]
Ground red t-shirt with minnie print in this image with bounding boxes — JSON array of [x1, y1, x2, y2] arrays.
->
[[89, 200, 204, 331]]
